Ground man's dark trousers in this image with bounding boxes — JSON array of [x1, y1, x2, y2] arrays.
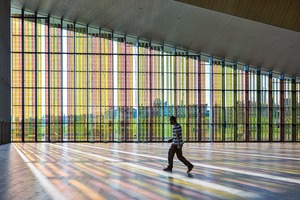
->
[[168, 144, 193, 169]]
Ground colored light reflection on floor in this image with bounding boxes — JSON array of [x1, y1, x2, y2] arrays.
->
[[0, 143, 299, 199]]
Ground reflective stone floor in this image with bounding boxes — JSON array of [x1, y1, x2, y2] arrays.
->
[[0, 143, 300, 200]]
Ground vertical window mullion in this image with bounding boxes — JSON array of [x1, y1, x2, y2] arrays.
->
[[137, 37, 140, 142], [221, 60, 225, 142], [60, 18, 63, 142], [245, 65, 249, 142], [161, 44, 164, 142], [21, 9, 25, 142], [124, 35, 128, 142], [292, 78, 296, 141], [99, 27, 102, 142], [233, 62, 237, 142], [35, 13, 38, 142], [186, 52, 190, 142], [257, 69, 261, 141], [47, 16, 51, 142], [209, 56, 213, 142], [268, 71, 273, 141], [280, 74, 285, 141], [73, 22, 76, 141], [197, 55, 201, 141], [86, 24, 89, 142], [149, 42, 153, 142]]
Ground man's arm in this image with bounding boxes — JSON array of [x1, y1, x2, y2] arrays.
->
[[176, 132, 181, 149]]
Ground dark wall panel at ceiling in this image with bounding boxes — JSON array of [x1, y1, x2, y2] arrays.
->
[[0, 0, 11, 145]]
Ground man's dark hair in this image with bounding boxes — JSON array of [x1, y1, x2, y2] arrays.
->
[[170, 116, 176, 121]]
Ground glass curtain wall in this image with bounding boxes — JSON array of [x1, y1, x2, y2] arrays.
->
[[11, 8, 300, 142]]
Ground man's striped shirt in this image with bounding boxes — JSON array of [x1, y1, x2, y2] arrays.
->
[[173, 123, 183, 145]]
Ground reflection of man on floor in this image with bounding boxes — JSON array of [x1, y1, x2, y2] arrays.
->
[[163, 116, 194, 173]]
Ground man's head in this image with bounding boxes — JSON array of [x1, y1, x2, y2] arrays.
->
[[170, 116, 176, 125]]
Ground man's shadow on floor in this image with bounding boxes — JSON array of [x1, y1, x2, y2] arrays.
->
[[187, 173, 194, 178]]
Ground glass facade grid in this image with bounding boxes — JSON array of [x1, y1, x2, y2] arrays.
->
[[10, 7, 300, 142]]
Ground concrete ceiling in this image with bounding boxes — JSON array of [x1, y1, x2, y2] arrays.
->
[[11, 0, 300, 77]]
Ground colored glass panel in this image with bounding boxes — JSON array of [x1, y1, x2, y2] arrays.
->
[[10, 8, 299, 143]]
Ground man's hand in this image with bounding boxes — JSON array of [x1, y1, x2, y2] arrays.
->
[[177, 144, 182, 149]]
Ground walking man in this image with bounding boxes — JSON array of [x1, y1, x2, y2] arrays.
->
[[163, 116, 194, 173]]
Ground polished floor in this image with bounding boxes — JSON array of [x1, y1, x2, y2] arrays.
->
[[0, 143, 300, 200]]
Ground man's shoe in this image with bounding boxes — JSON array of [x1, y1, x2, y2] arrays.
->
[[163, 167, 172, 172], [187, 165, 194, 173]]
